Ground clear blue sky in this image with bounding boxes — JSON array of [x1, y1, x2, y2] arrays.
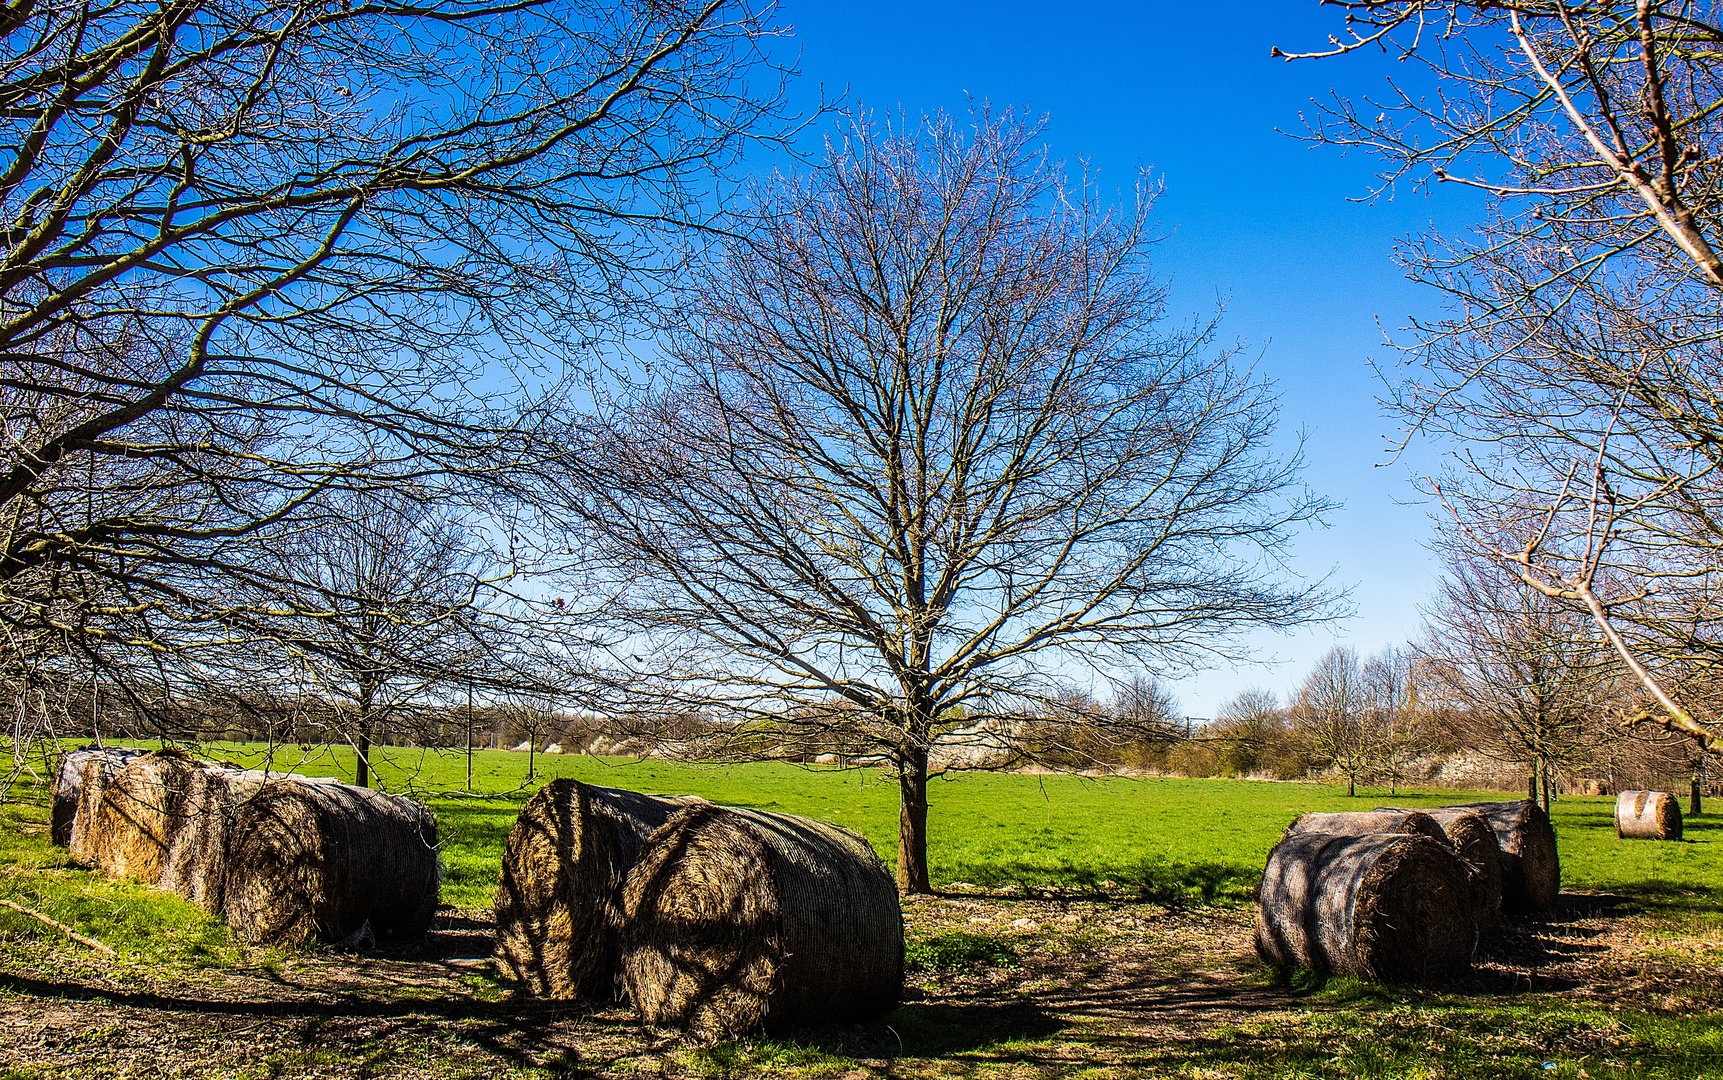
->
[[761, 1, 1471, 716]]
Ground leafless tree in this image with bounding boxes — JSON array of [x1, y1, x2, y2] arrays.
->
[[549, 109, 1335, 892], [1292, 645, 1374, 795], [1210, 687, 1297, 778], [0, 0, 789, 737], [1418, 542, 1616, 811], [1283, 1, 1723, 752], [1360, 645, 1440, 795], [255, 488, 497, 787]]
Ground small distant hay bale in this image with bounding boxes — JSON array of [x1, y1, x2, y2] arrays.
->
[[621, 804, 903, 1038], [50, 747, 147, 847], [1285, 810, 1449, 845], [1374, 807, 1506, 934], [1615, 790, 1682, 841], [543, 742, 562, 755], [494, 780, 703, 999], [220, 776, 439, 946], [1452, 800, 1560, 913], [510, 741, 532, 753], [1255, 830, 1474, 982], [73, 750, 206, 883]]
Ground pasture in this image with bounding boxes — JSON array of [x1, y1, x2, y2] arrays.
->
[[1, 744, 1720, 1078]]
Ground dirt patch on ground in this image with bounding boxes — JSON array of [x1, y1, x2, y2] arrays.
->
[[1, 892, 1718, 1078]]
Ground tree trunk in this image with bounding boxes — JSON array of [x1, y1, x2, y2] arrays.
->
[[1528, 764, 1538, 804], [1693, 762, 1704, 817], [896, 746, 931, 895], [1346, 771, 1356, 798], [355, 680, 376, 788]]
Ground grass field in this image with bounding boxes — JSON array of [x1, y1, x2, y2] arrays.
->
[[1, 742, 1720, 1079]]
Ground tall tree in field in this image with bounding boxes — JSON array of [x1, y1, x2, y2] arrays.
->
[[1285, 1, 1723, 753], [554, 111, 1334, 893], [1360, 645, 1440, 796], [0, 0, 787, 742]]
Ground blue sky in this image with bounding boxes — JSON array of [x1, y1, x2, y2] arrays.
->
[[761, 2, 1473, 715]]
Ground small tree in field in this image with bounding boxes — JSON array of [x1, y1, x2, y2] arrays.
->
[[1293, 646, 1374, 796], [553, 110, 1333, 893]]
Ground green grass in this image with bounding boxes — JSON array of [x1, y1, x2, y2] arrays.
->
[[5, 742, 1722, 1078], [154, 742, 1723, 915]]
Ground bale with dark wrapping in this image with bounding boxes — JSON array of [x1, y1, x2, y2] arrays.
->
[[1285, 810, 1450, 845], [72, 750, 206, 883], [220, 776, 438, 946], [50, 747, 147, 846], [1375, 807, 1506, 933], [1452, 800, 1560, 912], [1615, 789, 1683, 841], [1255, 830, 1475, 982], [621, 804, 904, 1037], [495, 780, 704, 998]]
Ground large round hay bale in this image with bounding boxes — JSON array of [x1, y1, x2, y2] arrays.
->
[[159, 767, 274, 910], [220, 776, 439, 946], [494, 780, 704, 999], [73, 750, 206, 883], [50, 747, 147, 846], [1615, 789, 1682, 841], [1374, 807, 1506, 934], [1255, 830, 1475, 982], [1285, 810, 1450, 845], [1452, 800, 1560, 912], [620, 804, 904, 1038]]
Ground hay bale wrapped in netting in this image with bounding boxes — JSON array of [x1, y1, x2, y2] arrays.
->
[[1284, 810, 1450, 845], [158, 766, 274, 910], [220, 776, 438, 946], [1452, 800, 1560, 912], [1615, 790, 1682, 841], [620, 804, 904, 1038], [495, 780, 705, 998], [1255, 830, 1474, 982], [50, 747, 147, 846], [71, 750, 207, 882], [1375, 807, 1505, 934]]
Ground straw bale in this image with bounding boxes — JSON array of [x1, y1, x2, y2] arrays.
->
[[50, 747, 147, 847], [74, 750, 205, 883], [1451, 800, 1560, 912], [220, 776, 438, 946], [620, 804, 903, 1038], [1255, 830, 1474, 982], [494, 780, 703, 999], [1615, 789, 1682, 841]]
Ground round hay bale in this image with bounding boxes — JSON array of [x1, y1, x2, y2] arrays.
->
[[220, 776, 439, 946], [75, 750, 206, 883], [1615, 789, 1682, 841], [494, 780, 704, 999], [1452, 800, 1560, 913], [1255, 830, 1475, 982], [1374, 807, 1506, 934], [50, 747, 147, 847], [159, 767, 274, 910], [1285, 810, 1450, 845], [620, 804, 904, 1038]]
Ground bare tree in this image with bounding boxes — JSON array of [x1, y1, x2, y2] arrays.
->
[[550, 109, 1335, 892], [0, 0, 789, 736], [1283, 1, 1723, 752], [1292, 646, 1373, 796], [1418, 543, 1615, 811], [1210, 687, 1296, 778], [257, 488, 496, 787]]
